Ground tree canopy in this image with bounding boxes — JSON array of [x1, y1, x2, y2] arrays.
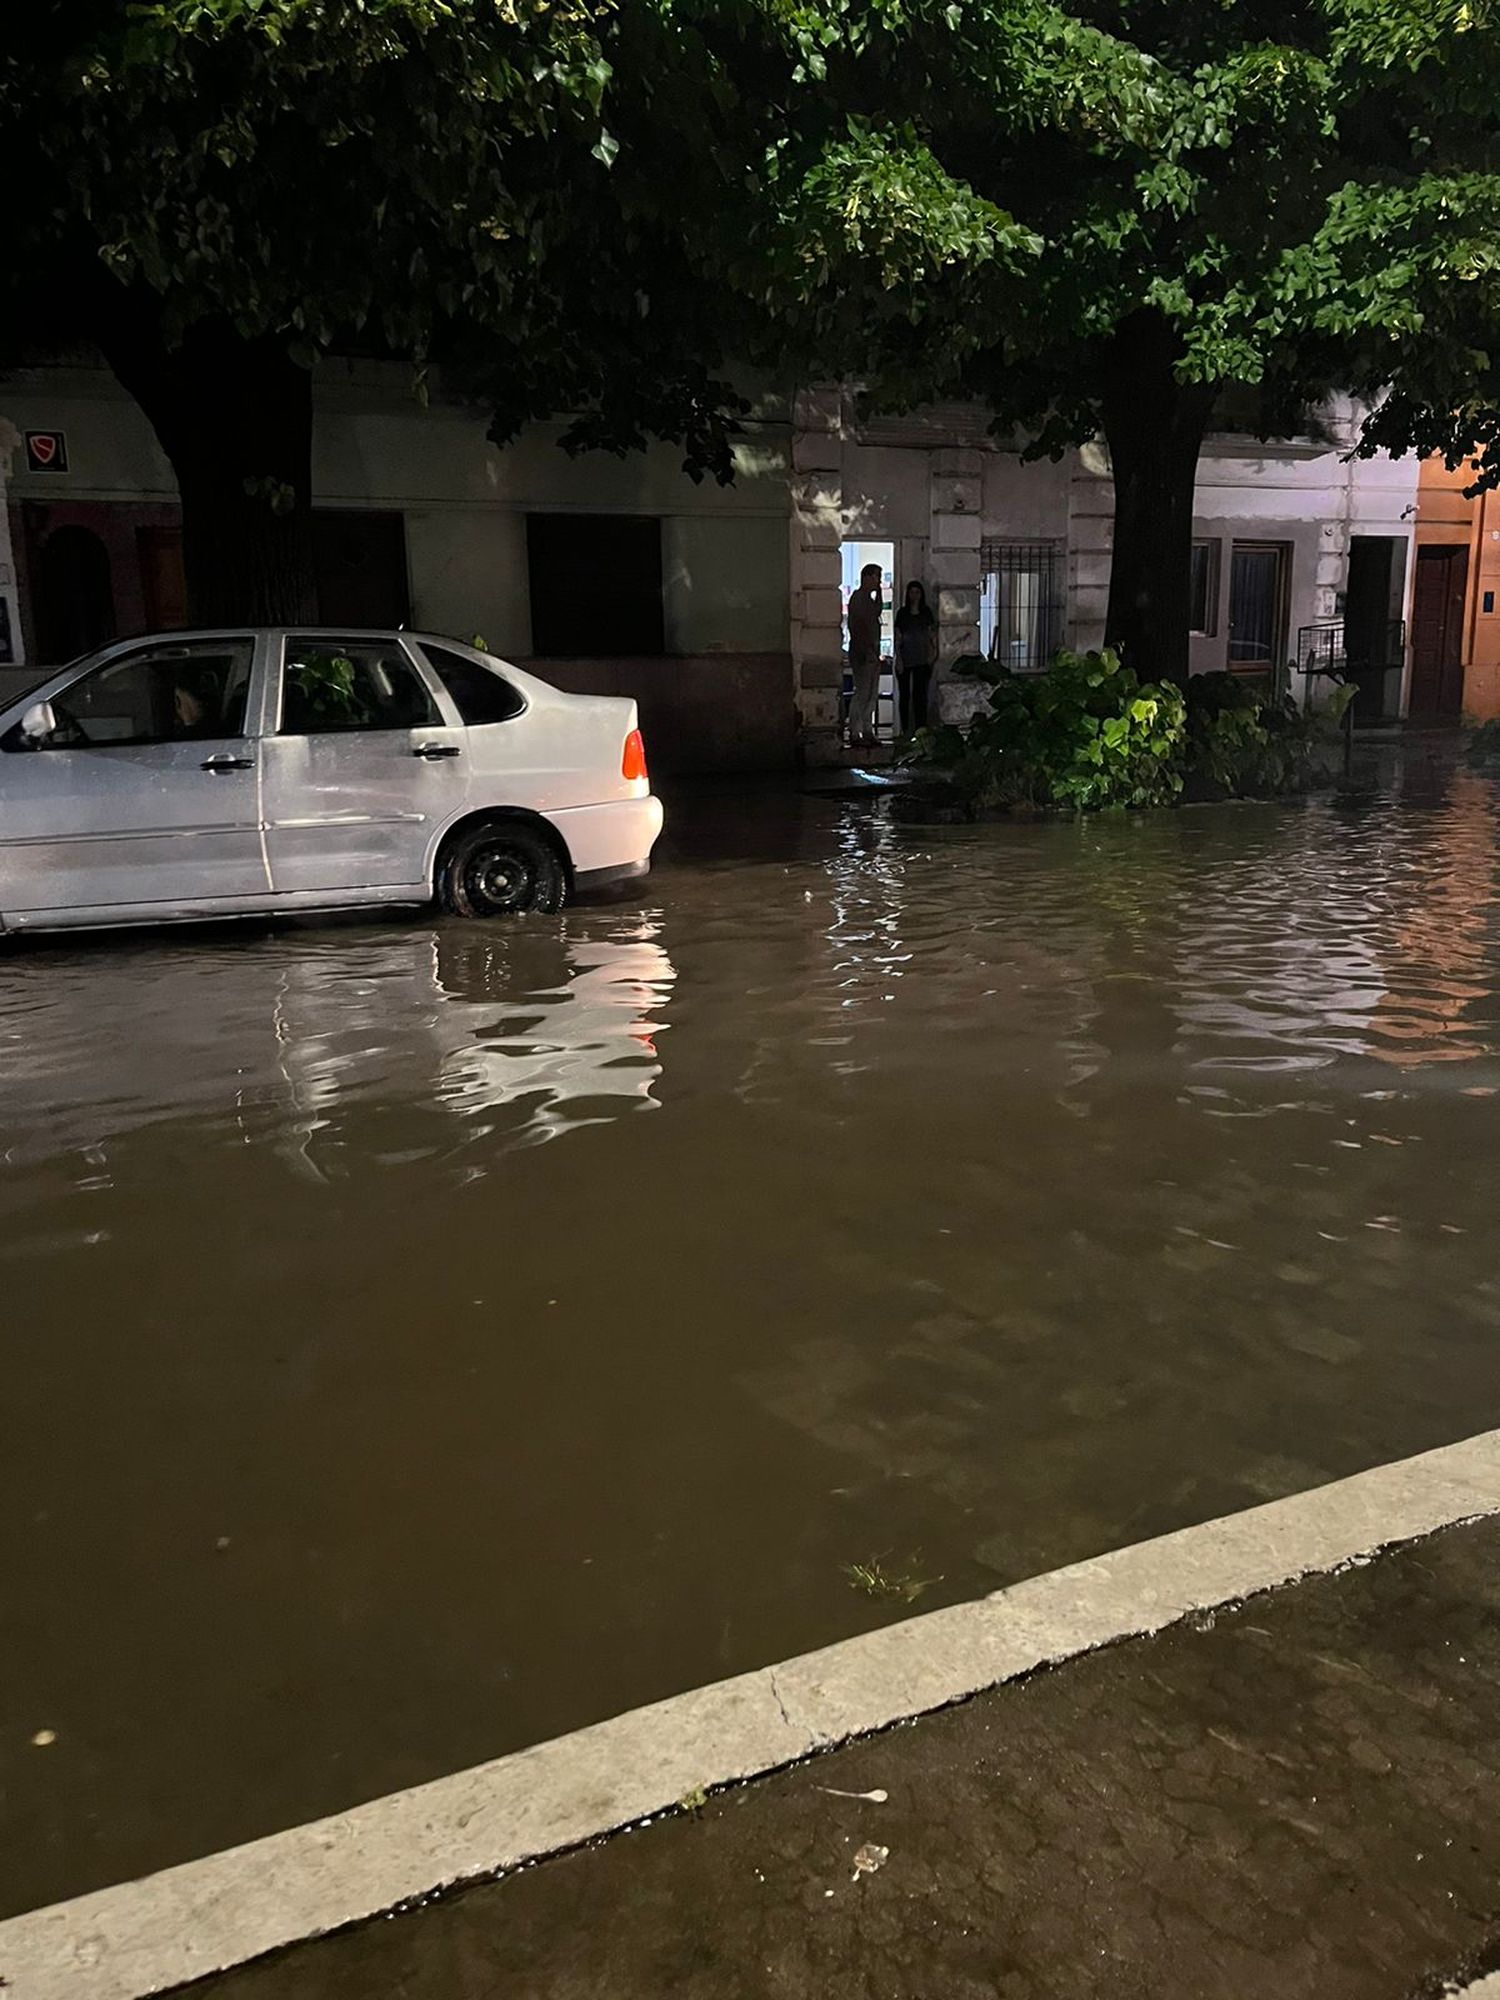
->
[[4, 0, 642, 615], [764, 0, 1500, 677], [7, 0, 1500, 663], [0, 0, 1178, 621]]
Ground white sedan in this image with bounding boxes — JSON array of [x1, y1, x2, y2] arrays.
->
[[0, 628, 664, 932]]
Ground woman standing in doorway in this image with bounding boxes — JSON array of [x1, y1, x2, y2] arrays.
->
[[894, 582, 937, 734]]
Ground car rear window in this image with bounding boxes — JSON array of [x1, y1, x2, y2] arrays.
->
[[420, 644, 526, 726]]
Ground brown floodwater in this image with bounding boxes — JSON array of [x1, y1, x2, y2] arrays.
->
[[5, 741, 1500, 1916]]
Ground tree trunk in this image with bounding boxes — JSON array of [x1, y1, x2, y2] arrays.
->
[[96, 294, 317, 626], [1099, 311, 1217, 686]]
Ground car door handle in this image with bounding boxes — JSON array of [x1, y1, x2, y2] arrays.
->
[[202, 755, 255, 772], [413, 742, 462, 760]]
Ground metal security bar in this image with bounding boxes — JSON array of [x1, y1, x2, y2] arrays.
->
[[1295, 622, 1348, 678], [1295, 619, 1405, 677], [980, 541, 1065, 671]]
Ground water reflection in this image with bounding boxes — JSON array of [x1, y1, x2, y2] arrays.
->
[[14, 743, 1500, 1922], [434, 925, 674, 1148], [0, 919, 676, 1174]]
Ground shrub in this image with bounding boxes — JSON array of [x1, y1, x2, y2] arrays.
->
[[910, 648, 1186, 813], [1184, 672, 1346, 798], [906, 656, 1344, 818]]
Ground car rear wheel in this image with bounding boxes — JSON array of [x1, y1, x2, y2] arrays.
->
[[437, 822, 567, 918]]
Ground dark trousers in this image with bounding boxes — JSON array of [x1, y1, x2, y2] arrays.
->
[[897, 664, 932, 733]]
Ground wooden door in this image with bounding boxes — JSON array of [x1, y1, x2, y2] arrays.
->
[[136, 526, 188, 632], [1409, 545, 1469, 717], [36, 525, 115, 663]]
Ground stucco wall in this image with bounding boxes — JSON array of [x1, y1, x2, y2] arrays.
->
[[981, 452, 1070, 540], [662, 516, 789, 654], [1066, 431, 1418, 689], [1192, 438, 1417, 689], [0, 361, 793, 667]]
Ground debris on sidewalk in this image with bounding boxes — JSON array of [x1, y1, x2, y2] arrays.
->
[[851, 1843, 889, 1881]]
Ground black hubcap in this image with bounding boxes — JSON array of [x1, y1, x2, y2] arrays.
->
[[467, 845, 532, 912]]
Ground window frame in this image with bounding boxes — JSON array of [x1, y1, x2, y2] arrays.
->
[[274, 635, 448, 738], [978, 539, 1066, 672], [1190, 538, 1221, 638], [2, 636, 261, 753], [416, 641, 528, 727]]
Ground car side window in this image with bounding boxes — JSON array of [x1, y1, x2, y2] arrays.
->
[[2, 641, 255, 752], [418, 644, 526, 725], [280, 641, 440, 735]]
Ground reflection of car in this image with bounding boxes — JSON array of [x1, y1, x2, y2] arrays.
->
[[0, 629, 663, 932], [0, 920, 677, 1166]]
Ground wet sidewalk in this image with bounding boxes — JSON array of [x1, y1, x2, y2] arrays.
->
[[192, 1514, 1500, 2000]]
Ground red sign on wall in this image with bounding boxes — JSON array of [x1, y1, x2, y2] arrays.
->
[[24, 431, 68, 474]]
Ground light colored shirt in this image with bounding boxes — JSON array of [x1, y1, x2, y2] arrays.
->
[[847, 586, 881, 660]]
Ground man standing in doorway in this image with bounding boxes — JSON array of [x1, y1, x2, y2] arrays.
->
[[846, 562, 883, 747]]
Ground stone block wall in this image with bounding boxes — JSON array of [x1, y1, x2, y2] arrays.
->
[[789, 390, 846, 764], [930, 447, 982, 724]]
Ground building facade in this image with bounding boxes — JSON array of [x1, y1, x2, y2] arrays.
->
[[0, 364, 1422, 769], [1409, 456, 1500, 723]]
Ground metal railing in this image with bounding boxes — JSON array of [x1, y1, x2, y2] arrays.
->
[[1293, 618, 1407, 771], [1294, 618, 1406, 678]]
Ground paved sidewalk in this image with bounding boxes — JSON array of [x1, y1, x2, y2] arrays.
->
[[191, 1515, 1500, 2000]]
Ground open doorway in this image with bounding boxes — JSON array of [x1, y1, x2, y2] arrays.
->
[[840, 538, 896, 742]]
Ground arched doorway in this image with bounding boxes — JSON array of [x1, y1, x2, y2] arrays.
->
[[36, 525, 115, 664]]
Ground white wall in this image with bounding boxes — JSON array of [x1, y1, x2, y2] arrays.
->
[[403, 509, 531, 654], [0, 362, 794, 662], [1, 372, 175, 500], [1190, 435, 1418, 684], [836, 444, 932, 540], [663, 516, 788, 653], [981, 452, 1070, 540]]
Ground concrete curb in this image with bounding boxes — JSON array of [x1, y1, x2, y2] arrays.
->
[[8, 1426, 1500, 2000]]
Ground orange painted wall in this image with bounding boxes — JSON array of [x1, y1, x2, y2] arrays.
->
[[1466, 487, 1500, 720], [1416, 458, 1500, 718]]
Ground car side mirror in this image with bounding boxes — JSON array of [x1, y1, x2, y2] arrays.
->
[[20, 701, 57, 743]]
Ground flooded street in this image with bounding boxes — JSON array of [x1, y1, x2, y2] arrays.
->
[[6, 740, 1500, 1918]]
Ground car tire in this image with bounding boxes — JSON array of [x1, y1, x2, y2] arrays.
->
[[436, 822, 567, 918]]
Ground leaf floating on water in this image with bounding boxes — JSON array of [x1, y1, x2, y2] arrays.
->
[[31, 1729, 56, 1747], [852, 1842, 889, 1881], [821, 1787, 888, 1803], [843, 1556, 941, 1603]]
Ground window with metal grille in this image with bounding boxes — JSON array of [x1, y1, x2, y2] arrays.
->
[[979, 541, 1065, 670]]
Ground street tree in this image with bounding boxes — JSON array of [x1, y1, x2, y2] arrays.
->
[[3, 0, 637, 622], [1, 0, 1040, 627], [0, 0, 1171, 629], [795, 0, 1500, 682]]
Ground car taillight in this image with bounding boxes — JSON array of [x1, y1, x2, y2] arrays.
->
[[622, 728, 648, 782]]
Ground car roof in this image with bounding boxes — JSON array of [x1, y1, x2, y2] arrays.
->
[[97, 628, 480, 647]]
